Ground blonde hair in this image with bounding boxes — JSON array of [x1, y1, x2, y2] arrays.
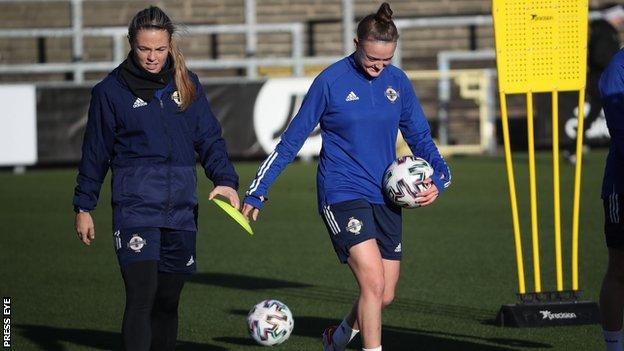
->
[[128, 6, 196, 110]]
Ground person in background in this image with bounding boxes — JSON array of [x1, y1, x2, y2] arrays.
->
[[598, 46, 624, 351], [564, 3, 623, 164]]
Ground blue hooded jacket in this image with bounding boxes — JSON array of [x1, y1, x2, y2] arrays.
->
[[73, 66, 238, 231]]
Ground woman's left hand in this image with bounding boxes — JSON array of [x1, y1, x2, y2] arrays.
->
[[209, 186, 240, 210], [416, 178, 439, 207]]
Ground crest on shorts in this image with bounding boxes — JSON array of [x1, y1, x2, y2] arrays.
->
[[346, 217, 363, 235], [171, 90, 182, 106], [385, 86, 399, 103], [128, 234, 147, 253]]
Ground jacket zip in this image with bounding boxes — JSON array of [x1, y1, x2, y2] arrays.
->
[[159, 98, 173, 223], [369, 80, 375, 107]]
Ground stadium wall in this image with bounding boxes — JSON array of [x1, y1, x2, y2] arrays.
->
[[35, 80, 327, 164], [25, 80, 608, 166]]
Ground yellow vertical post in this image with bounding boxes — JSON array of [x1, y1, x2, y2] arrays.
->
[[493, 0, 588, 297], [572, 89, 585, 290], [526, 92, 541, 293], [552, 91, 564, 291], [500, 93, 526, 294]]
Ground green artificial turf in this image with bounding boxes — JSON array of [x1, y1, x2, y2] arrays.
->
[[0, 151, 609, 350]]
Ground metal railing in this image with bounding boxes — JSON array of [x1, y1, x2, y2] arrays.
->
[[0, 0, 348, 81], [0, 22, 342, 82], [0, 0, 510, 83], [405, 69, 497, 156]]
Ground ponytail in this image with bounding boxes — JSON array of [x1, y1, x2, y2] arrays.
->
[[169, 38, 196, 110]]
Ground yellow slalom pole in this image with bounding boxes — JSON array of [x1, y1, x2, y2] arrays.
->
[[526, 92, 541, 293], [500, 92, 526, 294], [552, 91, 563, 291], [572, 89, 586, 291]]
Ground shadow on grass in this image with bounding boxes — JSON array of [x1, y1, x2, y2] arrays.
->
[[381, 324, 552, 350], [15, 324, 227, 351], [223, 311, 551, 350], [190, 273, 552, 349], [189, 273, 492, 323], [279, 285, 496, 323], [187, 272, 312, 290]]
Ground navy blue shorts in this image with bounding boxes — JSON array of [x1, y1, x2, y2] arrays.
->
[[321, 199, 402, 263], [604, 194, 624, 248], [113, 227, 196, 273]]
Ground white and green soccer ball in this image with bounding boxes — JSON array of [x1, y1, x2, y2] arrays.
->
[[247, 299, 294, 346], [383, 156, 434, 208]]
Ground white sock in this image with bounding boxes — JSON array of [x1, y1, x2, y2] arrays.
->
[[603, 329, 623, 351], [332, 319, 359, 348], [362, 347, 382, 351]]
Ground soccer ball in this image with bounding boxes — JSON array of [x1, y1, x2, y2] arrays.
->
[[383, 156, 434, 208], [247, 299, 294, 346]]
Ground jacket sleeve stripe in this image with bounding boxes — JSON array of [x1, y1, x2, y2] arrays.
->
[[248, 150, 279, 195]]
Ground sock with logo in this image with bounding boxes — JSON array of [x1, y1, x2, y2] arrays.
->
[[603, 329, 623, 351], [150, 272, 186, 351], [332, 319, 360, 349], [362, 346, 382, 351]]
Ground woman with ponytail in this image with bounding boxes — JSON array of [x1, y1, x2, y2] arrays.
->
[[242, 3, 450, 351], [73, 6, 239, 350]]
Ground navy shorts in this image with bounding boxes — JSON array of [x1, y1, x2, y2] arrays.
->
[[113, 227, 197, 273], [604, 194, 624, 248], [321, 199, 402, 263]]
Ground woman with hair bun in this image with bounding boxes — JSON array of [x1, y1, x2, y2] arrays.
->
[[73, 6, 239, 350], [242, 2, 450, 350]]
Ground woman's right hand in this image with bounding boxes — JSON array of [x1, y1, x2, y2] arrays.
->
[[241, 203, 261, 222], [75, 212, 95, 245]]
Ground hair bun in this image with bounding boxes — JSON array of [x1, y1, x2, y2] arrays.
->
[[356, 1, 399, 42], [375, 2, 393, 23]]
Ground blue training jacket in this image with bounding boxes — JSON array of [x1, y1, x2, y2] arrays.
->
[[245, 54, 451, 211], [73, 66, 239, 231], [599, 48, 624, 198]]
